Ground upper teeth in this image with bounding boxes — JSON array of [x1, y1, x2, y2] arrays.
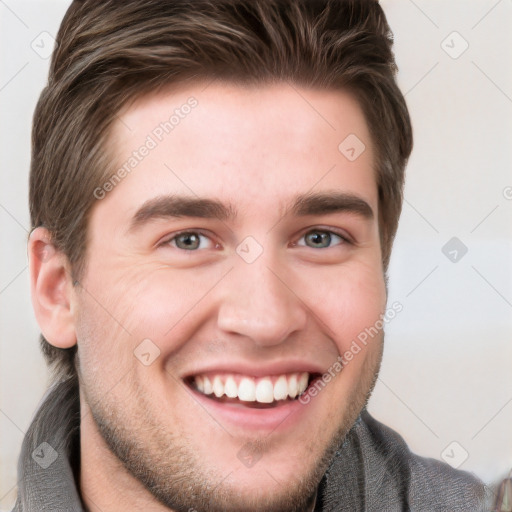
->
[[194, 373, 309, 403]]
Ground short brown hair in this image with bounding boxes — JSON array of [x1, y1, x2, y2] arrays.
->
[[30, 0, 413, 380]]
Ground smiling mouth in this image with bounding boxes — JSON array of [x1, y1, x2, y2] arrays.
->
[[185, 372, 320, 409]]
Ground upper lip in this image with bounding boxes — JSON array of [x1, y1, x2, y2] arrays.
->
[[181, 359, 326, 380]]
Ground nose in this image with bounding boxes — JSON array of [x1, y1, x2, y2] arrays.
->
[[216, 257, 308, 347]]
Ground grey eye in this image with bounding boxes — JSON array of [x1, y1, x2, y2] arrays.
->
[[300, 230, 345, 249], [174, 232, 203, 250]]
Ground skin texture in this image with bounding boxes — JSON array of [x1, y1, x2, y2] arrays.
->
[[29, 82, 387, 512]]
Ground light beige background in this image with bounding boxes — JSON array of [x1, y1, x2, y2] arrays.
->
[[1, 0, 511, 509]]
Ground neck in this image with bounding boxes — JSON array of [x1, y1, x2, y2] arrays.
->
[[305, 489, 318, 512]]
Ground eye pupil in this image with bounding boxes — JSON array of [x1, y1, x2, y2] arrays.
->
[[307, 231, 331, 248], [176, 233, 200, 250]]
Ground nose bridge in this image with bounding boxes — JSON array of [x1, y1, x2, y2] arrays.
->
[[217, 253, 307, 346]]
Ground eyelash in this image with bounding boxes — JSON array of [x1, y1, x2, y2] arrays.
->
[[159, 228, 352, 251]]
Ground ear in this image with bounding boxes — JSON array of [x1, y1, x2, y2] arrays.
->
[[28, 226, 77, 349]]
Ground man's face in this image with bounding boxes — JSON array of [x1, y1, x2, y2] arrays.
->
[[73, 82, 387, 512]]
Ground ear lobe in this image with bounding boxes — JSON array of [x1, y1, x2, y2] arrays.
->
[[28, 227, 77, 349]]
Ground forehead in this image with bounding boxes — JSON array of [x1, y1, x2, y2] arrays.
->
[[101, 81, 377, 226], [114, 80, 372, 156]]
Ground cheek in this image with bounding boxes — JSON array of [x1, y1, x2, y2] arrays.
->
[[304, 261, 386, 354], [75, 264, 219, 368], [121, 267, 219, 341], [74, 295, 132, 393], [72, 266, 158, 381], [77, 262, 180, 334]]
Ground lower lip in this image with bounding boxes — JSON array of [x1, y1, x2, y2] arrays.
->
[[187, 385, 315, 432]]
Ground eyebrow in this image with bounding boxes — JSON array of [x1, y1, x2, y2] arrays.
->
[[128, 191, 374, 232]]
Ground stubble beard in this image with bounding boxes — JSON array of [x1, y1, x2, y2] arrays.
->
[[79, 338, 383, 512]]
